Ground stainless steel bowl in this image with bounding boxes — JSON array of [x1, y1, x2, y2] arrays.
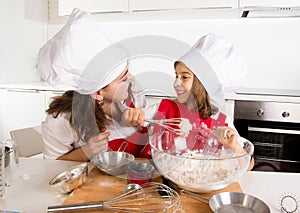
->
[[181, 190, 270, 213], [49, 163, 88, 194], [209, 192, 270, 213], [92, 151, 135, 176]]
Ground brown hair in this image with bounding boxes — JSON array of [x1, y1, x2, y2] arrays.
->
[[46, 91, 107, 142], [188, 76, 217, 119], [175, 62, 218, 119]]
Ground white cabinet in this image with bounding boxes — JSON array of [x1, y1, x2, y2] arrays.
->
[[48, 0, 239, 23], [0, 88, 66, 141], [57, 0, 128, 15], [129, 0, 237, 12], [0, 89, 46, 140], [240, 0, 300, 7]]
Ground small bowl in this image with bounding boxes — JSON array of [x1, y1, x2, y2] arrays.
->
[[127, 161, 154, 186], [92, 151, 135, 176], [49, 163, 88, 194]]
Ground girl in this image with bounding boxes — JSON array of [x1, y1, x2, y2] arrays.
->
[[125, 33, 254, 169]]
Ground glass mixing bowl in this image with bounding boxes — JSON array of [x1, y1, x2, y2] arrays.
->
[[149, 130, 254, 193]]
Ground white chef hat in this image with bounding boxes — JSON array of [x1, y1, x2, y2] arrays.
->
[[37, 8, 127, 94], [177, 33, 248, 109]]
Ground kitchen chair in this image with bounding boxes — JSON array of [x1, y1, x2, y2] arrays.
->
[[10, 126, 43, 157]]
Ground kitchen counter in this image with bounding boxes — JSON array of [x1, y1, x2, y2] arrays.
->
[[0, 82, 66, 92], [1, 82, 300, 103], [1, 157, 300, 213]]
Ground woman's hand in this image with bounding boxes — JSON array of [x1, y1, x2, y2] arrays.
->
[[82, 131, 110, 159], [122, 108, 145, 126]]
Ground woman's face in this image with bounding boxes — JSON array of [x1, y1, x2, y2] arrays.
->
[[100, 65, 133, 102], [174, 62, 194, 104]]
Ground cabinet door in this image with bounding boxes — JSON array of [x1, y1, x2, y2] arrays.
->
[[240, 0, 300, 7], [130, 0, 237, 11], [0, 89, 46, 140], [56, 0, 128, 15]]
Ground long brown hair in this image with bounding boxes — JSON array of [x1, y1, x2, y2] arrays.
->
[[174, 61, 218, 119], [187, 76, 218, 119], [46, 91, 107, 142]]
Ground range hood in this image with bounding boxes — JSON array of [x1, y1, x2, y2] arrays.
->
[[241, 7, 300, 18]]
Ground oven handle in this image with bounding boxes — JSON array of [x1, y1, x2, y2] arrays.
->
[[248, 127, 300, 135]]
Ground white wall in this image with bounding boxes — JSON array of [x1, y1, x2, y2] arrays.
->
[[48, 17, 300, 92], [0, 0, 47, 83], [1, 2, 300, 92]]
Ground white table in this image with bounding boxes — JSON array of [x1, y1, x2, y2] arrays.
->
[[1, 157, 300, 213], [0, 158, 93, 213]]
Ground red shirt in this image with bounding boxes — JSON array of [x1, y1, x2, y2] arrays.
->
[[153, 99, 227, 151], [107, 100, 149, 158]]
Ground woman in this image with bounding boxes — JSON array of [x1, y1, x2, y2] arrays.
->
[[39, 9, 148, 161]]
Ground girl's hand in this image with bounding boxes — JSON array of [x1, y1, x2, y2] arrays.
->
[[214, 127, 244, 153], [82, 131, 110, 158], [122, 108, 145, 126]]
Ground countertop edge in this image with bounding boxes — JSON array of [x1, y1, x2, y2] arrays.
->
[[1, 82, 300, 103]]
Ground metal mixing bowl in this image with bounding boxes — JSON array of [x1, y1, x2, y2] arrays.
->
[[92, 151, 135, 176], [49, 163, 88, 194], [150, 131, 254, 193]]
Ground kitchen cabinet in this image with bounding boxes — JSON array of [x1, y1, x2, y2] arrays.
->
[[0, 86, 65, 141], [56, 0, 128, 16], [240, 0, 300, 7], [129, 0, 237, 12], [48, 0, 239, 23], [0, 89, 46, 141]]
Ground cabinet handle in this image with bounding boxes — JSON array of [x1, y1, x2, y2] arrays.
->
[[7, 89, 40, 93]]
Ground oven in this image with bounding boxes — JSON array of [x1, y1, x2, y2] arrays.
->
[[234, 100, 300, 173]]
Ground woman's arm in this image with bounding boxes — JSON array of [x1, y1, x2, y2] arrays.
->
[[57, 132, 110, 161]]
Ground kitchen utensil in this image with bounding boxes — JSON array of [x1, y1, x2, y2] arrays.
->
[[124, 183, 142, 193], [49, 163, 88, 194], [150, 130, 254, 193], [0, 139, 19, 197], [92, 151, 135, 176], [47, 182, 182, 212], [181, 190, 271, 213], [145, 118, 193, 137], [127, 161, 154, 185]]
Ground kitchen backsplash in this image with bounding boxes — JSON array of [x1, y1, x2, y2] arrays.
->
[[46, 17, 300, 92]]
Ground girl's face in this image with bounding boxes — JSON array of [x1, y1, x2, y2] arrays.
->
[[100, 65, 133, 102], [174, 62, 194, 104]]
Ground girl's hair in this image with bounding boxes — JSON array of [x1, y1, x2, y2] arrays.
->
[[188, 77, 218, 119], [173, 61, 218, 118], [46, 90, 107, 142]]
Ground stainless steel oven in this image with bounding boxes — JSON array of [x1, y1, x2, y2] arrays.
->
[[234, 100, 300, 172]]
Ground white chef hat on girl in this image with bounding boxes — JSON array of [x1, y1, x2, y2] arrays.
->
[[177, 33, 248, 109], [37, 8, 127, 94]]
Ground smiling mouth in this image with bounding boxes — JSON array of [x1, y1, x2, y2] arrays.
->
[[176, 90, 185, 96]]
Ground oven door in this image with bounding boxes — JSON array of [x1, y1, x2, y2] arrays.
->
[[234, 119, 300, 173]]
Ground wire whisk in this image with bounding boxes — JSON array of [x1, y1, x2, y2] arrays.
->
[[145, 118, 193, 137], [48, 182, 182, 213]]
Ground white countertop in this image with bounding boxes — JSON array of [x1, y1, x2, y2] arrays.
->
[[0, 82, 66, 92], [1, 157, 300, 213], [1, 82, 300, 103]]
